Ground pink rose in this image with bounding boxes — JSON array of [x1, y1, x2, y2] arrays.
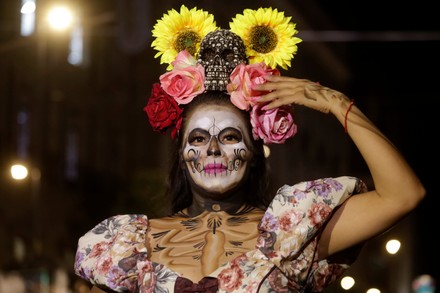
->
[[250, 104, 298, 144], [227, 62, 280, 111], [160, 50, 205, 104], [171, 50, 197, 69]]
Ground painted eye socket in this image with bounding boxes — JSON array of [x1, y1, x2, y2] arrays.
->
[[201, 48, 215, 61], [188, 129, 210, 146], [187, 127, 243, 146], [218, 127, 242, 144], [222, 49, 235, 63]]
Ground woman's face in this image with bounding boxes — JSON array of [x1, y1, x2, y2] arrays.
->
[[181, 104, 254, 195]]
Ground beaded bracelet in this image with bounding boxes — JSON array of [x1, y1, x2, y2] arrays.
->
[[344, 99, 355, 133]]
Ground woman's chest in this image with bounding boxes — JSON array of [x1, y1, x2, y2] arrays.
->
[[147, 209, 264, 282]]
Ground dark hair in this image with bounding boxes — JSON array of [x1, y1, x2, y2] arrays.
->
[[165, 91, 271, 214]]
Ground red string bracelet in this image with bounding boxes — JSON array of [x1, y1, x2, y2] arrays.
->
[[344, 99, 355, 133]]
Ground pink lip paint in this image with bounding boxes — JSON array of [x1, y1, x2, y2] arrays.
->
[[204, 163, 227, 174]]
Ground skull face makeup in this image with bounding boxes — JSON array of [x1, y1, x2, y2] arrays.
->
[[181, 104, 253, 196], [197, 29, 248, 91]]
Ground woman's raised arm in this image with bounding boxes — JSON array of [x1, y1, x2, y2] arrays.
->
[[255, 75, 426, 258]]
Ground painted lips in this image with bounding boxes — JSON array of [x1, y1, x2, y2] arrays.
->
[[203, 163, 228, 174]]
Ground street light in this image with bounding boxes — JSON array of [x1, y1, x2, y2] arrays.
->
[[340, 276, 355, 290], [10, 164, 29, 180], [46, 5, 74, 31], [385, 239, 401, 255], [21, 1, 75, 37]]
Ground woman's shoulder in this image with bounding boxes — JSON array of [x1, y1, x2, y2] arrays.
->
[[74, 214, 152, 290], [75, 214, 150, 256], [268, 176, 367, 215], [96, 213, 149, 226], [83, 214, 149, 238], [278, 175, 366, 191], [74, 213, 183, 292], [264, 175, 367, 215]]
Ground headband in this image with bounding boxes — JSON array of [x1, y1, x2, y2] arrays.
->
[[144, 5, 302, 144]]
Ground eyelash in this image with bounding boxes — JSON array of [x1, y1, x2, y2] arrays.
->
[[189, 136, 206, 144], [187, 129, 242, 145], [222, 135, 238, 142]]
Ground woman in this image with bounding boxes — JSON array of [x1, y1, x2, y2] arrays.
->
[[74, 5, 425, 293], [74, 84, 424, 292]]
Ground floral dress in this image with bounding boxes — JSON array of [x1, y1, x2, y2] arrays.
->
[[74, 176, 367, 292]]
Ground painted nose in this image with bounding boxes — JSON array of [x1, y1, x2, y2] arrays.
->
[[207, 137, 221, 156], [213, 54, 225, 66]]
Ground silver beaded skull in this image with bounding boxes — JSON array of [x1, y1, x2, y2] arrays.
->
[[197, 29, 248, 91]]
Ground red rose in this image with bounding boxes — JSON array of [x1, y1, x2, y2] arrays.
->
[[143, 83, 183, 139]]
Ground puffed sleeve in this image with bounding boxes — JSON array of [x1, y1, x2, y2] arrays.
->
[[257, 176, 367, 291], [73, 214, 179, 292]]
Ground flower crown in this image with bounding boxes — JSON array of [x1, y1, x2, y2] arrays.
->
[[144, 5, 302, 144]]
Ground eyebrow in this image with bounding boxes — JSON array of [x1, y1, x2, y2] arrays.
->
[[188, 128, 209, 134]]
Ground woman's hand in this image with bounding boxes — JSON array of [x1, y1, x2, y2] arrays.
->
[[254, 75, 349, 115]]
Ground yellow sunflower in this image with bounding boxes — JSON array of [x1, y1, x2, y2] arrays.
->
[[229, 7, 302, 70], [151, 5, 218, 70]]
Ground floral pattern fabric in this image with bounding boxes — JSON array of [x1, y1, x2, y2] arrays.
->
[[74, 176, 367, 292]]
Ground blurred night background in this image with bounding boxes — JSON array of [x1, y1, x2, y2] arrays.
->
[[0, 0, 439, 292]]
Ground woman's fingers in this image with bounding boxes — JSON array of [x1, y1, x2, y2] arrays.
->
[[255, 75, 335, 113]]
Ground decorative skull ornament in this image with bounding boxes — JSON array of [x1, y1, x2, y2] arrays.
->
[[197, 29, 248, 91]]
